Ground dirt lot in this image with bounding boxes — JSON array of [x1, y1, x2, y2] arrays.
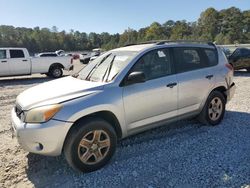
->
[[0, 70, 249, 188]]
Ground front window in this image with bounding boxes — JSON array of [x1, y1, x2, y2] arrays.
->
[[131, 49, 173, 80], [76, 51, 137, 82]]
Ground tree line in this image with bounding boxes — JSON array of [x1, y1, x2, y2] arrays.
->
[[0, 7, 249, 53]]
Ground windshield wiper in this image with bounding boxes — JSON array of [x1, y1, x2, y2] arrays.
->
[[102, 55, 116, 82], [85, 54, 111, 81]]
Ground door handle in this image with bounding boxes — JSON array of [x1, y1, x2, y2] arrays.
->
[[206, 75, 214, 79], [22, 59, 28, 62], [166, 82, 177, 88], [1, 60, 7, 63]]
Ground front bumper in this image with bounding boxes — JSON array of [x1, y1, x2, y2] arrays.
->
[[11, 108, 73, 156], [225, 82, 236, 102]]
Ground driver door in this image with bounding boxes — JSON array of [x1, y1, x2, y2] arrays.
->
[[122, 48, 178, 133]]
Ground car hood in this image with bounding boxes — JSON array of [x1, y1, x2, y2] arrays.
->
[[16, 76, 105, 110]]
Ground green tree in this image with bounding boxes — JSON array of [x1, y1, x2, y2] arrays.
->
[[170, 21, 192, 40], [198, 8, 219, 41], [145, 22, 165, 40]]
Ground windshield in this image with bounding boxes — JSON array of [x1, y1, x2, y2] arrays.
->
[[76, 51, 137, 82]]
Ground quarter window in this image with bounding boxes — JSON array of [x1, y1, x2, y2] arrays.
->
[[173, 48, 203, 73], [131, 49, 172, 80], [0, 50, 6, 59], [204, 49, 218, 66], [10, 50, 25, 58]]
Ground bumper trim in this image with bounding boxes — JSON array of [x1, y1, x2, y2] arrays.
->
[[11, 108, 73, 156], [225, 82, 236, 102]]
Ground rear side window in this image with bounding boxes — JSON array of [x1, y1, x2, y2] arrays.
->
[[0, 50, 6, 59], [10, 50, 25, 58], [204, 49, 218, 66], [173, 48, 203, 73]]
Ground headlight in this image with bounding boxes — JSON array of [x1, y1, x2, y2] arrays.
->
[[25, 104, 63, 123]]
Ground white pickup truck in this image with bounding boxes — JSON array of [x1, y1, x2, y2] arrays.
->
[[0, 48, 74, 78]]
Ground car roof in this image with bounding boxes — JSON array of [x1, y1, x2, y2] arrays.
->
[[112, 42, 215, 53], [112, 44, 155, 52]]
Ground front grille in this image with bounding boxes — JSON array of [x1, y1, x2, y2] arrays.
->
[[15, 104, 23, 119]]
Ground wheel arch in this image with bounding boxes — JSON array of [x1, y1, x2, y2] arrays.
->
[[200, 85, 228, 112], [49, 63, 64, 71], [210, 86, 227, 101], [62, 110, 123, 152]]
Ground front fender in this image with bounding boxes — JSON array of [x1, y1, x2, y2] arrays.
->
[[53, 93, 127, 138]]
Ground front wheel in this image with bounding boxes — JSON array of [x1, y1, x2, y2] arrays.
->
[[198, 91, 226, 125], [64, 118, 117, 172]]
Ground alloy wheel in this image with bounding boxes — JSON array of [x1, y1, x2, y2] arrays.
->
[[77, 130, 111, 165], [208, 97, 223, 121]]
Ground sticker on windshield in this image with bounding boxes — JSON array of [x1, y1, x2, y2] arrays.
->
[[158, 51, 166, 57], [115, 56, 129, 61]]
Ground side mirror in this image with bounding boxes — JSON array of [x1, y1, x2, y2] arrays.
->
[[126, 71, 146, 85]]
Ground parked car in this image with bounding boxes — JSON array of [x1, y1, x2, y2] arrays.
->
[[228, 48, 250, 72], [11, 41, 235, 172], [79, 53, 91, 64], [80, 49, 102, 64], [0, 48, 73, 78]]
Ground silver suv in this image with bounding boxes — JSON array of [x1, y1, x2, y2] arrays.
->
[[11, 41, 236, 172]]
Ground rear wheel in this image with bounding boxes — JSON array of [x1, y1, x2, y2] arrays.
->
[[198, 91, 226, 125], [64, 118, 117, 172], [49, 66, 63, 78]]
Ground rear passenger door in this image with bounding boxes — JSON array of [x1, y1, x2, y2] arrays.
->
[[0, 49, 10, 76], [173, 47, 216, 116], [8, 49, 30, 75]]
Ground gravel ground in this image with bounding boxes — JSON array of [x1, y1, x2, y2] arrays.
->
[[0, 69, 249, 188]]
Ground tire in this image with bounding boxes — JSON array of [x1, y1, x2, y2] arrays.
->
[[64, 118, 117, 172], [198, 91, 226, 126], [49, 66, 63, 78]]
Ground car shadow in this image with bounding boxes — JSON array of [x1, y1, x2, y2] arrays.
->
[[234, 70, 250, 77], [25, 110, 250, 187]]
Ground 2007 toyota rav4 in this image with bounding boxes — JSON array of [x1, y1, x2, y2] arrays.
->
[[11, 41, 236, 172]]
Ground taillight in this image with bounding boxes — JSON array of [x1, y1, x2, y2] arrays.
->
[[225, 63, 234, 71]]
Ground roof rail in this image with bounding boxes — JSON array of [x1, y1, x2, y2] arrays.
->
[[124, 40, 216, 47], [156, 40, 216, 46], [124, 40, 162, 47]]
